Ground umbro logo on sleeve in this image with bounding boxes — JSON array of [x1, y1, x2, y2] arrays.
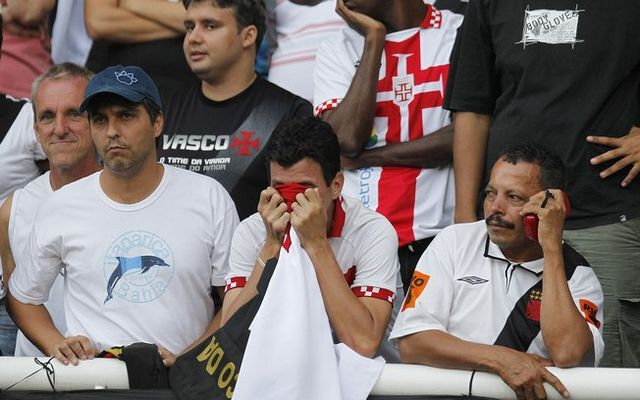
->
[[457, 276, 489, 285]]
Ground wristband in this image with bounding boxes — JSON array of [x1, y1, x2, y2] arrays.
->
[[256, 255, 266, 268]]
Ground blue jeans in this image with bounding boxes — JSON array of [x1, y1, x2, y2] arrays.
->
[[0, 298, 17, 356]]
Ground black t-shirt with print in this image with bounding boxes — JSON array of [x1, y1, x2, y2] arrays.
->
[[444, 0, 640, 229], [159, 76, 312, 220], [86, 38, 198, 104]]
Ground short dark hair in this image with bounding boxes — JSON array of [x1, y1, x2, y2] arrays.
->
[[498, 143, 566, 190], [86, 93, 161, 124], [183, 0, 265, 52], [266, 117, 341, 185]]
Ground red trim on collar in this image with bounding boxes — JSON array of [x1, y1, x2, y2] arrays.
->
[[421, 4, 443, 29], [328, 197, 346, 238]]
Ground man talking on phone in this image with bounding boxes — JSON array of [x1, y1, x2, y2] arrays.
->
[[390, 143, 604, 400]]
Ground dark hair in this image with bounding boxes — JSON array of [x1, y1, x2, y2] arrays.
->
[[86, 93, 161, 124], [266, 117, 341, 185], [183, 0, 265, 52], [498, 143, 566, 190]]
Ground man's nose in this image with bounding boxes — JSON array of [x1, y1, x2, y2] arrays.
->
[[53, 114, 67, 137], [187, 25, 203, 43], [105, 120, 119, 138], [489, 195, 506, 215]]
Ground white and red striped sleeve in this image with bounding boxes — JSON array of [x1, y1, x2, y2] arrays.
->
[[349, 210, 400, 305], [225, 213, 265, 293]]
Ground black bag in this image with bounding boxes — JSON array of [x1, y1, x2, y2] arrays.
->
[[98, 342, 169, 390], [169, 258, 277, 400]]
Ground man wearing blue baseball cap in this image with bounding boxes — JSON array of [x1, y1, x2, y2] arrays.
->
[[8, 65, 239, 366]]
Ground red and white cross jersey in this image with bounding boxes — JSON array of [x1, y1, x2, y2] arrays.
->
[[226, 196, 399, 304], [390, 221, 605, 365], [313, 6, 462, 246]]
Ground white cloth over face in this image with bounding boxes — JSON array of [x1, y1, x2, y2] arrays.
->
[[233, 229, 385, 400]]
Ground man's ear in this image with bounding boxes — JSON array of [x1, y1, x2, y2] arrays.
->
[[33, 121, 42, 144], [330, 172, 344, 200], [241, 25, 258, 49], [153, 113, 164, 139]]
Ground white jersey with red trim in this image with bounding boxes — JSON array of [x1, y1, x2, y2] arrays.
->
[[265, 0, 345, 102], [390, 221, 605, 365], [226, 196, 399, 304], [313, 6, 461, 246]]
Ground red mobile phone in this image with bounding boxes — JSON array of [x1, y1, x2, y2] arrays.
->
[[524, 193, 571, 242]]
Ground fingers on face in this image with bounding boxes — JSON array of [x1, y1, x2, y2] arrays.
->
[[527, 189, 565, 213], [274, 210, 290, 230], [259, 188, 285, 214]]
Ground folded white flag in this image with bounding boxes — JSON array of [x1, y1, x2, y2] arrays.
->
[[233, 229, 384, 400]]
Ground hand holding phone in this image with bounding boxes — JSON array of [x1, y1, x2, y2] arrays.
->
[[523, 191, 571, 242]]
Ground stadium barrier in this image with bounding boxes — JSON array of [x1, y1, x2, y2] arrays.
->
[[1, 357, 639, 399]]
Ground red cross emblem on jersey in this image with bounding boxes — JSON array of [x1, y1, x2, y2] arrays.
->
[[231, 131, 260, 156], [376, 31, 449, 143], [373, 10, 451, 245]]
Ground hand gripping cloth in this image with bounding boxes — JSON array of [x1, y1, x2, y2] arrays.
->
[[233, 228, 385, 400]]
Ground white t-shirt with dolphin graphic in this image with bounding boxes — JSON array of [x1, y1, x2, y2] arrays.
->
[[10, 165, 238, 354]]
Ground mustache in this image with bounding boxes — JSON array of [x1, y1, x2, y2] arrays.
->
[[485, 214, 515, 229]]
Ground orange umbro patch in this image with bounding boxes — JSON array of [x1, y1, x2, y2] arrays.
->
[[580, 299, 601, 328], [402, 271, 430, 311]]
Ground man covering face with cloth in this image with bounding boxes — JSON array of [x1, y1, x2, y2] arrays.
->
[[217, 116, 401, 398]]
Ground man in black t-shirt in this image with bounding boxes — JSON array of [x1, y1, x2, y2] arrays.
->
[[444, 0, 640, 367], [159, 0, 312, 220]]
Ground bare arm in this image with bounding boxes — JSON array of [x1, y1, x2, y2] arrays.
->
[[84, 0, 183, 42], [342, 124, 452, 169], [221, 187, 288, 324], [321, 0, 386, 157], [398, 330, 569, 399], [452, 112, 491, 223], [292, 189, 391, 357], [6, 292, 97, 365], [522, 190, 594, 367], [220, 247, 277, 325], [5, 0, 55, 26], [119, 0, 186, 33], [0, 194, 15, 285]]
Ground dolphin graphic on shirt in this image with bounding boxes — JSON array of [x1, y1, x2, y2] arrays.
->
[[104, 256, 169, 303]]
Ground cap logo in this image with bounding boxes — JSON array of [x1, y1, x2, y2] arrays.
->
[[114, 70, 138, 86]]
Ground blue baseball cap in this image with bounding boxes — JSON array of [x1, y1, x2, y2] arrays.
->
[[79, 65, 162, 112]]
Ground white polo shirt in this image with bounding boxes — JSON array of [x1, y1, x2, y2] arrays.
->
[[390, 221, 605, 365]]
